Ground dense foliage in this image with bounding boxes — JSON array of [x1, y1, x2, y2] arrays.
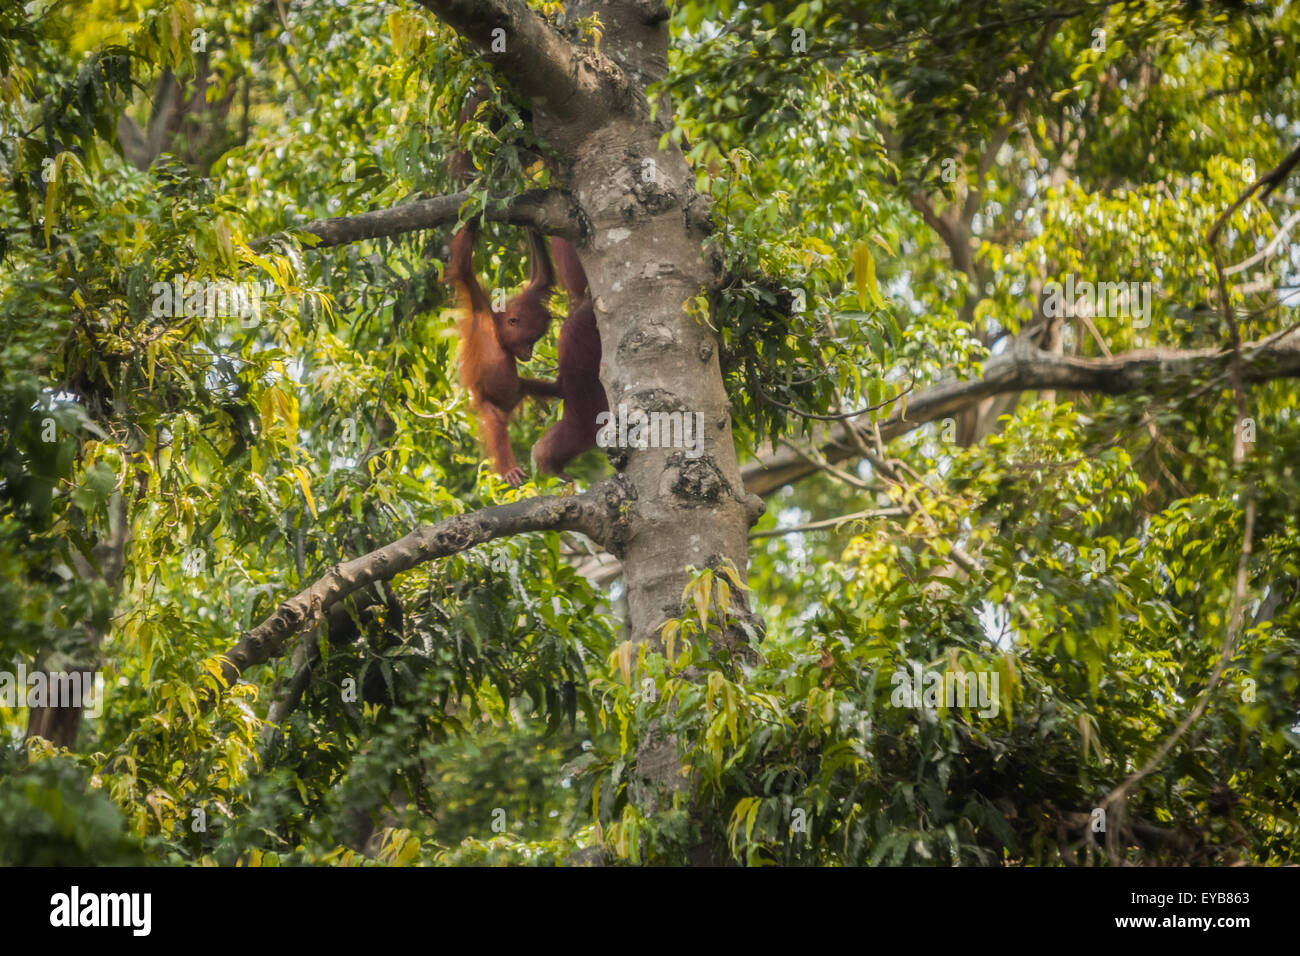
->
[[1, 0, 1296, 865]]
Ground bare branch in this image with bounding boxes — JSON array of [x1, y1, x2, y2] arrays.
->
[[747, 508, 907, 539], [564, 333, 1300, 586], [267, 189, 583, 249], [216, 479, 629, 688], [1097, 148, 1283, 840], [758, 381, 914, 422], [742, 332, 1300, 497], [1207, 140, 1300, 251], [1225, 210, 1300, 277]]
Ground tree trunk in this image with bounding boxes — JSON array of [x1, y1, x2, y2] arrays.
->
[[415, 2, 763, 843], [553, 115, 761, 646], [420, 0, 764, 645]]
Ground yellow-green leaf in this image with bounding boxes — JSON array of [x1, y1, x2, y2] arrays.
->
[[717, 562, 749, 591], [616, 640, 634, 684], [695, 574, 712, 628], [260, 389, 274, 439], [294, 466, 317, 517], [853, 241, 885, 310]]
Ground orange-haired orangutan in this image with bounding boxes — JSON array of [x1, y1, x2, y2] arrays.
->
[[531, 237, 608, 481], [445, 221, 561, 486]]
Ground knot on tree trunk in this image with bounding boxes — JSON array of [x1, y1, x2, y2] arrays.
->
[[667, 454, 725, 502], [593, 474, 637, 557], [618, 322, 677, 358]]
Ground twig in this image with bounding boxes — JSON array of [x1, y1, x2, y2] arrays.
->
[[748, 508, 907, 539], [1098, 144, 1280, 834], [757, 380, 914, 422]]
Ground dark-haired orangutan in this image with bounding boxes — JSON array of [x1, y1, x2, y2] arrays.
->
[[531, 237, 608, 481], [445, 221, 561, 486]]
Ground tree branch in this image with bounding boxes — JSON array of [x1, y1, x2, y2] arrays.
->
[[742, 332, 1300, 496], [562, 333, 1300, 588], [415, 0, 610, 125], [27, 490, 132, 747], [568, 332, 1300, 587], [747, 508, 908, 539], [269, 188, 583, 249], [215, 479, 630, 689]]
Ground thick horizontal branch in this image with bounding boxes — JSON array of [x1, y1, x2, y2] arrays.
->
[[417, 0, 608, 125], [742, 333, 1300, 496], [217, 479, 629, 687], [273, 189, 582, 249], [570, 333, 1300, 588]]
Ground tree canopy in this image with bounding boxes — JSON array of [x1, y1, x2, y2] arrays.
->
[[1, 0, 1297, 867]]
